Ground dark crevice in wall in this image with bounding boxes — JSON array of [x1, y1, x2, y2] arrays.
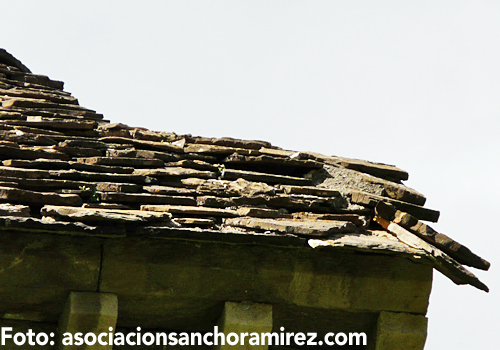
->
[[97, 242, 105, 292]]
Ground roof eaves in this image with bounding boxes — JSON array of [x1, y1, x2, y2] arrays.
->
[[0, 48, 490, 292]]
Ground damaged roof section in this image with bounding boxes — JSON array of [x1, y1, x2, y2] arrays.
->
[[0, 49, 490, 291]]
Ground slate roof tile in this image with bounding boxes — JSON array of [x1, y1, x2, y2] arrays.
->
[[0, 49, 489, 291]]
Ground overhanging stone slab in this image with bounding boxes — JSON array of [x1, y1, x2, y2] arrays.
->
[[224, 217, 357, 237], [0, 232, 101, 322], [99, 238, 432, 330]]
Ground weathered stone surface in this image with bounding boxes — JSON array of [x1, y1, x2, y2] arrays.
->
[[3, 158, 70, 169], [222, 169, 311, 186], [1, 173, 112, 193], [58, 292, 118, 350], [155, 178, 207, 189], [142, 204, 239, 217], [291, 212, 366, 226], [55, 145, 104, 157], [16, 178, 92, 191], [77, 156, 164, 168], [101, 192, 197, 206], [130, 128, 182, 142], [0, 75, 63, 92], [177, 178, 207, 188], [82, 203, 133, 210], [0, 187, 82, 206], [280, 185, 340, 197], [184, 152, 218, 162], [0, 110, 26, 120], [133, 167, 216, 179], [215, 301, 273, 350], [370, 312, 427, 350], [58, 139, 108, 149], [3, 125, 63, 136], [303, 152, 409, 182], [195, 180, 232, 197], [49, 169, 155, 184], [236, 207, 282, 218], [1, 130, 57, 145], [2, 96, 90, 112], [143, 185, 197, 196], [0, 144, 69, 160], [107, 148, 181, 163], [18, 108, 102, 120], [99, 136, 184, 153], [138, 225, 303, 245], [0, 231, 101, 322], [374, 216, 488, 292], [164, 159, 219, 171], [136, 149, 182, 161], [2, 70, 64, 88], [196, 195, 268, 208], [195, 193, 349, 213], [189, 136, 272, 149], [99, 238, 431, 330], [228, 178, 276, 196], [0, 49, 32, 72], [68, 161, 135, 174], [96, 122, 134, 137], [105, 148, 135, 157], [93, 143, 133, 151], [184, 143, 261, 155], [1, 117, 97, 130], [0, 215, 124, 237], [95, 182, 141, 193], [308, 233, 429, 257], [0, 87, 78, 105], [0, 203, 30, 216], [41, 205, 172, 224], [197, 178, 275, 197], [172, 218, 215, 227], [12, 125, 61, 135], [58, 188, 93, 196], [267, 194, 348, 212], [375, 202, 490, 270], [225, 217, 357, 236], [258, 147, 297, 158], [310, 165, 426, 206], [0, 48, 488, 311], [349, 189, 440, 222], [223, 153, 323, 169], [196, 195, 236, 208]]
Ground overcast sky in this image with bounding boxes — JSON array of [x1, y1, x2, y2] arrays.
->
[[3, 1, 499, 348]]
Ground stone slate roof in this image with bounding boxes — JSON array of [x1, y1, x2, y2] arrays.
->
[[0, 49, 489, 292]]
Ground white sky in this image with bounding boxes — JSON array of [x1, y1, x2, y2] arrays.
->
[[3, 1, 499, 348]]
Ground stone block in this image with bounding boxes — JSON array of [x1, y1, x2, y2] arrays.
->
[[58, 292, 118, 350], [370, 311, 427, 350], [215, 301, 273, 350]]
